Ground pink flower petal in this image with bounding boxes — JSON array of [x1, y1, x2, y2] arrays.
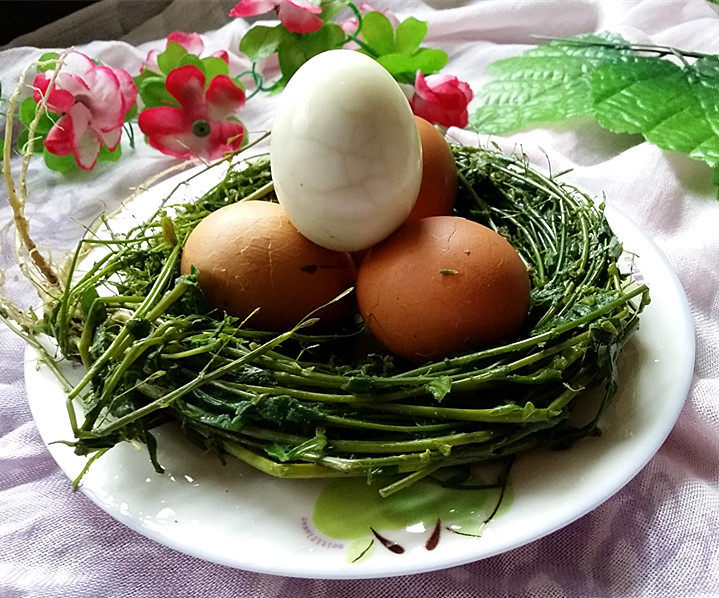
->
[[212, 50, 230, 64], [142, 49, 160, 72], [164, 65, 206, 113], [340, 17, 358, 34], [33, 72, 89, 108], [287, 0, 321, 14], [205, 76, 245, 121], [44, 113, 76, 156], [167, 31, 205, 55], [113, 67, 138, 112], [148, 131, 209, 159], [52, 71, 92, 97], [32, 74, 50, 103], [45, 102, 100, 169], [278, 1, 323, 33], [74, 126, 102, 170], [82, 65, 124, 131], [32, 74, 75, 113], [138, 106, 189, 137], [208, 120, 245, 159], [229, 0, 277, 17], [101, 127, 122, 152], [60, 51, 95, 76], [411, 71, 473, 128]]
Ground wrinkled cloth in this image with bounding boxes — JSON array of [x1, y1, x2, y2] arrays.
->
[[1, 1, 718, 596]]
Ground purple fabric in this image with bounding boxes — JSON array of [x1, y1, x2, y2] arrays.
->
[[2, 1, 719, 596]]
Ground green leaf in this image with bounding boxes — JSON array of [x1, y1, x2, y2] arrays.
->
[[394, 17, 427, 53], [124, 103, 138, 122], [591, 55, 719, 165], [427, 376, 452, 402], [178, 53, 205, 76], [157, 41, 188, 74], [19, 97, 37, 127], [16, 129, 44, 154], [277, 38, 307, 83], [134, 68, 160, 87], [201, 56, 229, 80], [43, 148, 77, 172], [240, 25, 286, 62], [361, 12, 396, 55], [591, 57, 687, 135], [138, 75, 175, 109], [98, 142, 122, 163], [320, 0, 349, 21], [278, 23, 345, 83], [712, 165, 719, 198], [378, 48, 448, 80], [471, 33, 631, 134], [37, 51, 59, 72]]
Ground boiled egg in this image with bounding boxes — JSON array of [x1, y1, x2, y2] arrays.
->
[[357, 216, 530, 361], [270, 50, 422, 252], [180, 201, 356, 330]]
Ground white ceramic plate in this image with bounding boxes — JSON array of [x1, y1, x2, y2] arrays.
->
[[24, 163, 694, 579]]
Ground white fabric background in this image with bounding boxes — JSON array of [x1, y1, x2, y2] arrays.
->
[[1, 1, 718, 596]]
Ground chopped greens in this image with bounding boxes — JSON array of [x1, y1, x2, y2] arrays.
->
[[10, 148, 647, 496]]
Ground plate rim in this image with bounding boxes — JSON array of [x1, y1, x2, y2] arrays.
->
[[23, 199, 695, 579]]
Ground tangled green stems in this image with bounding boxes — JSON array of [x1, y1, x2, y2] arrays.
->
[[38, 146, 647, 495]]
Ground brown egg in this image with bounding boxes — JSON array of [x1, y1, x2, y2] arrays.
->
[[406, 116, 458, 221], [357, 216, 530, 361], [181, 201, 356, 330]]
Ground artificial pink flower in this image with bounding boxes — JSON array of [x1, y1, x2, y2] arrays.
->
[[409, 71, 473, 129], [340, 2, 399, 35], [34, 51, 137, 170], [142, 31, 229, 72], [229, 0, 322, 34], [138, 65, 246, 160]]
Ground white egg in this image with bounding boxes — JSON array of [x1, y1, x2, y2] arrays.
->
[[270, 50, 422, 252]]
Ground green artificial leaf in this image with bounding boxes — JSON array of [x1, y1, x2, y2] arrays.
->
[[427, 376, 452, 403], [19, 97, 37, 126], [157, 41, 188, 74], [320, 0, 349, 21], [278, 22, 345, 83], [240, 25, 286, 62], [98, 142, 122, 163], [178, 53, 205, 76], [133, 68, 159, 87], [138, 75, 175, 109], [361, 11, 396, 55], [16, 129, 44, 154], [43, 148, 77, 172], [21, 104, 58, 138], [394, 17, 427, 53], [471, 33, 631, 134], [201, 56, 229, 80], [591, 55, 719, 165], [378, 47, 448, 80], [37, 51, 59, 72], [712, 164, 719, 185], [124, 103, 138, 122]]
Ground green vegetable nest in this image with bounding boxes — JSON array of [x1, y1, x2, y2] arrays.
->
[[33, 146, 649, 496]]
